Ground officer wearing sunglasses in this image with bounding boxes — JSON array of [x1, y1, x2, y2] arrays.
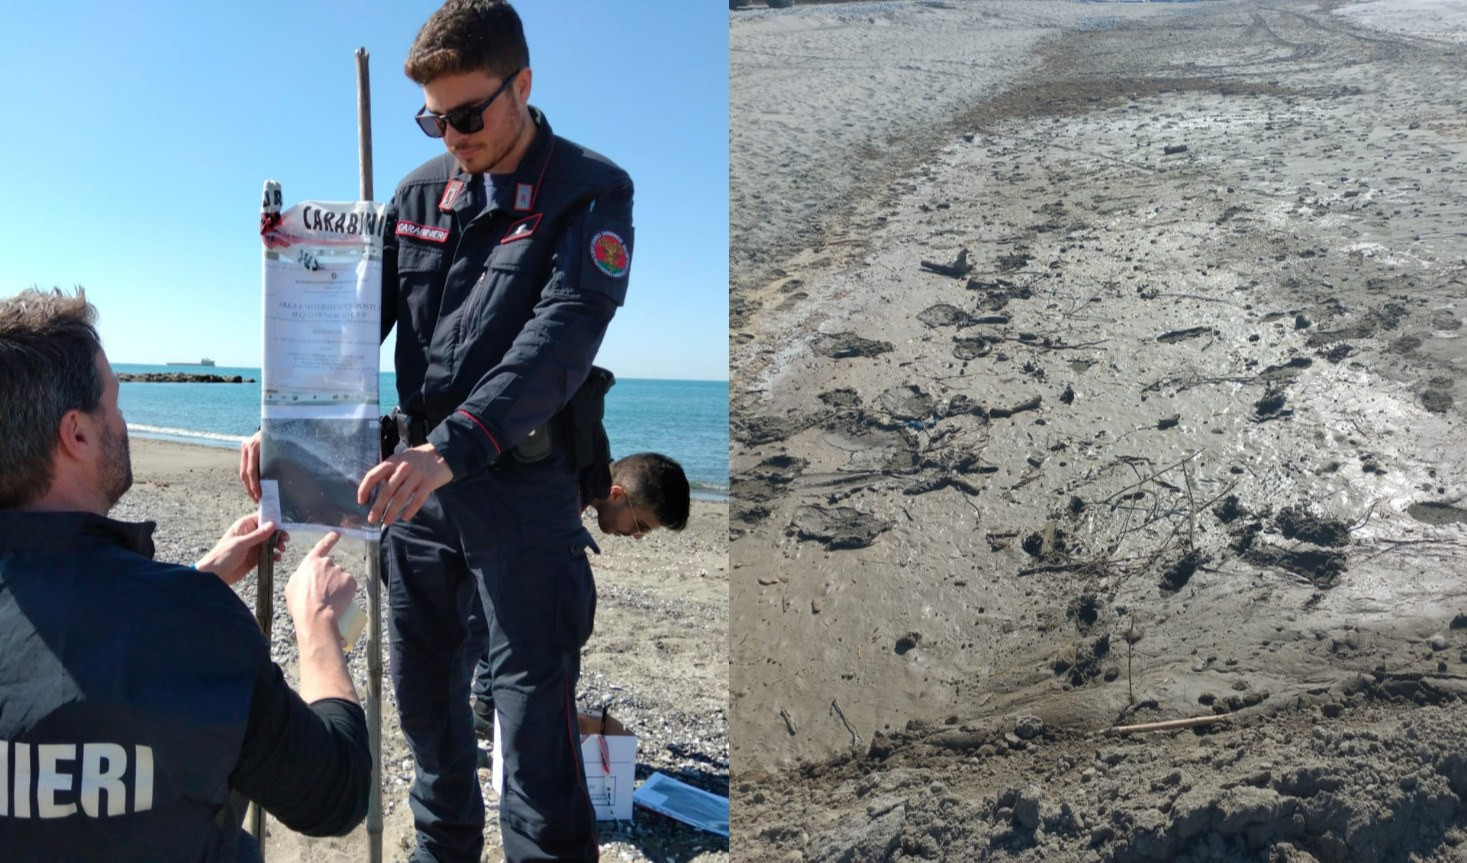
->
[[266, 2, 632, 861]]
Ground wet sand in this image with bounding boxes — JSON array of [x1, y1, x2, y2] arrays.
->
[[730, 1, 1467, 859], [119, 438, 730, 862]]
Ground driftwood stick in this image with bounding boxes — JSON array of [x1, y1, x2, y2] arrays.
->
[[1109, 714, 1230, 735]]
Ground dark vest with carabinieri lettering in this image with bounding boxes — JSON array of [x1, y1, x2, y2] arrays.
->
[[0, 512, 264, 862]]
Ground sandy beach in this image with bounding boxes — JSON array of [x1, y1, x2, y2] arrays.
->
[[730, 1, 1467, 859], [116, 438, 730, 862]]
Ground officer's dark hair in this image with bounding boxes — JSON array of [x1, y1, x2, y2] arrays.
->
[[612, 453, 691, 532], [405, 0, 530, 85], [0, 288, 104, 510]]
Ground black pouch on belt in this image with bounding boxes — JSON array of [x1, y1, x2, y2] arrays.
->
[[379, 413, 399, 461], [509, 422, 554, 464], [565, 366, 616, 471]]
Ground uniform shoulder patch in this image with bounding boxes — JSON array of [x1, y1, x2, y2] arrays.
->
[[590, 230, 629, 278]]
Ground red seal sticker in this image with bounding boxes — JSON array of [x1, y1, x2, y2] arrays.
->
[[590, 231, 629, 278]]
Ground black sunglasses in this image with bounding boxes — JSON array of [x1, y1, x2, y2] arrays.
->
[[414, 68, 522, 138]]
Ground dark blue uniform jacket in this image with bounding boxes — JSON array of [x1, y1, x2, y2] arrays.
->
[[383, 108, 633, 494], [0, 512, 369, 862]]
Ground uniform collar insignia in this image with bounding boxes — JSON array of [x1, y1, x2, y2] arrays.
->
[[500, 213, 542, 244], [438, 178, 466, 212]]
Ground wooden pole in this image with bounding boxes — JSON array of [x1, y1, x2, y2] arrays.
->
[[355, 46, 383, 863], [247, 179, 283, 857], [248, 542, 274, 850]]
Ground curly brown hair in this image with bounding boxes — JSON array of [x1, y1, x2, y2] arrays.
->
[[405, 0, 529, 85]]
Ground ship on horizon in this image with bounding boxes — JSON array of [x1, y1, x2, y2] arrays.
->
[[165, 358, 216, 367]]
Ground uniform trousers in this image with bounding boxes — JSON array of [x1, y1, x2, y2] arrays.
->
[[386, 473, 599, 862]]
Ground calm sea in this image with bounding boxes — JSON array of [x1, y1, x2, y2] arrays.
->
[[117, 363, 729, 501]]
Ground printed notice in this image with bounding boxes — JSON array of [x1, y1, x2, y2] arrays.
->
[[259, 184, 385, 539]]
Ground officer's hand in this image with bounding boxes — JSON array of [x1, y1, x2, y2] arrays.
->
[[285, 532, 357, 629], [239, 431, 263, 503], [196, 513, 287, 586], [356, 443, 454, 526]]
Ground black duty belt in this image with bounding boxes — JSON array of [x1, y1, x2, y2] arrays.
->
[[391, 410, 431, 448]]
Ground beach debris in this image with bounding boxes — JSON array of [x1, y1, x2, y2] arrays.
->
[[1407, 502, 1467, 526], [1253, 389, 1287, 419], [1066, 592, 1099, 630], [917, 303, 973, 328], [1163, 144, 1189, 155], [952, 335, 994, 360], [1256, 356, 1312, 381], [1160, 549, 1205, 593], [1390, 334, 1423, 354], [1422, 387, 1454, 414], [818, 387, 863, 409], [903, 475, 983, 497], [1053, 634, 1111, 687], [1156, 414, 1180, 431], [1021, 521, 1063, 558], [878, 385, 936, 420], [984, 395, 1043, 420], [732, 410, 829, 445], [996, 252, 1032, 272], [942, 393, 976, 416], [919, 248, 972, 279], [1214, 494, 1248, 524], [1275, 505, 1350, 547], [830, 699, 860, 747], [813, 331, 894, 359], [1244, 544, 1345, 588], [1109, 714, 1230, 736], [1156, 326, 1217, 343], [788, 505, 890, 550], [732, 454, 808, 529], [1014, 716, 1044, 741], [967, 276, 1025, 294]]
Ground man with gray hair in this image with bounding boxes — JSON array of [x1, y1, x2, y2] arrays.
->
[[0, 288, 371, 861]]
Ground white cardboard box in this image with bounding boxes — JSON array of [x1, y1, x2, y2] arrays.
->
[[492, 709, 636, 821]]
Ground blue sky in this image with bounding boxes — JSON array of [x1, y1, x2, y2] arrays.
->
[[0, 2, 728, 382]]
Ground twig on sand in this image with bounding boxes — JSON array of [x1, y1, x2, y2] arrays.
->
[[1017, 561, 1098, 577], [1099, 450, 1203, 506], [1109, 714, 1231, 735], [830, 699, 861, 748], [1357, 537, 1467, 564], [1183, 459, 1197, 551], [779, 708, 798, 736], [1152, 292, 1248, 307], [1349, 498, 1383, 531]]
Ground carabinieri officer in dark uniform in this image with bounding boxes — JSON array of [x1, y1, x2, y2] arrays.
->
[[362, 4, 630, 861], [3, 288, 370, 862]]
